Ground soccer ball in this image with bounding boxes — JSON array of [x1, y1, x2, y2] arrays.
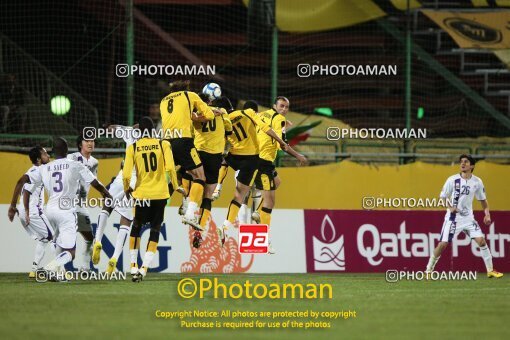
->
[[202, 83, 222, 101]]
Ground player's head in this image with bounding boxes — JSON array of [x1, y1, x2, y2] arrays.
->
[[138, 116, 154, 137], [243, 100, 258, 112], [213, 96, 234, 113], [273, 96, 290, 115], [198, 92, 212, 105], [28, 146, 50, 165], [149, 103, 160, 121], [53, 137, 68, 158], [459, 154, 476, 173], [169, 80, 190, 93], [77, 134, 95, 155]]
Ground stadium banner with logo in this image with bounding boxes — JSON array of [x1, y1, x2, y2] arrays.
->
[[422, 10, 510, 49], [304, 210, 510, 273], [0, 206, 307, 273]]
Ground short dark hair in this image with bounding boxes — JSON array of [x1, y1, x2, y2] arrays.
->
[[213, 96, 234, 113], [28, 146, 43, 164], [273, 96, 289, 105], [459, 154, 476, 166], [76, 134, 84, 151], [53, 137, 68, 158], [169, 80, 190, 93], [138, 116, 154, 136], [243, 100, 258, 112], [198, 92, 210, 103]]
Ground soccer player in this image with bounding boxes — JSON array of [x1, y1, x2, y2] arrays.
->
[[160, 80, 219, 229], [217, 100, 288, 246], [190, 94, 233, 248], [252, 96, 307, 253], [124, 117, 178, 282], [67, 136, 98, 271], [24, 138, 111, 277], [92, 124, 138, 274], [425, 154, 503, 278], [8, 147, 53, 277]]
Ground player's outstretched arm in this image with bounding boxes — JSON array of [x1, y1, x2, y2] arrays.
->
[[480, 199, 491, 225], [90, 179, 112, 200], [22, 189, 31, 225], [282, 144, 308, 166], [8, 174, 30, 222]]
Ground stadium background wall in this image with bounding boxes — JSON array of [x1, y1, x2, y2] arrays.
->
[[1, 152, 509, 273], [1, 152, 509, 209]]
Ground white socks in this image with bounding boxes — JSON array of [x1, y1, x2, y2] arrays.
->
[[185, 201, 199, 220], [33, 240, 47, 270], [480, 245, 493, 272], [82, 240, 92, 269], [45, 251, 72, 271], [426, 255, 440, 272], [239, 204, 249, 224], [112, 225, 130, 260], [141, 252, 156, 276], [95, 210, 110, 243]]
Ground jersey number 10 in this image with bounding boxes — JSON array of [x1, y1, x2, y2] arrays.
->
[[142, 152, 158, 172]]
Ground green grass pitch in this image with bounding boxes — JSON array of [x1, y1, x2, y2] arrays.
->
[[0, 273, 508, 339]]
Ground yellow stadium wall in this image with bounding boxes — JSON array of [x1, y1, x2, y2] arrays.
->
[[1, 152, 508, 211]]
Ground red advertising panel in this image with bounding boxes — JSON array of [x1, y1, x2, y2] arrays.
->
[[304, 210, 510, 273]]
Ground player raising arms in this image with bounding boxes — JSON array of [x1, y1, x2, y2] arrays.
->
[[217, 100, 288, 246], [160, 80, 219, 229], [252, 96, 307, 253], [67, 136, 98, 271], [425, 154, 503, 278], [25, 138, 111, 278], [124, 117, 178, 282], [8, 147, 53, 277]]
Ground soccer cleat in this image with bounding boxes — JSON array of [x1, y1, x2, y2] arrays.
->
[[251, 211, 261, 224], [92, 241, 102, 265], [178, 205, 185, 216], [106, 257, 117, 274], [131, 272, 143, 283], [192, 231, 203, 249], [217, 225, 227, 247], [487, 270, 503, 278], [182, 216, 204, 231], [29, 271, 36, 279], [211, 188, 221, 201], [130, 263, 139, 277]]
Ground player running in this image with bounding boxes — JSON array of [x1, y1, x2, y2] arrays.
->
[[217, 100, 288, 246], [67, 136, 98, 271], [24, 138, 111, 279], [160, 80, 219, 230], [8, 147, 53, 277], [124, 117, 178, 282], [92, 124, 138, 273], [425, 154, 503, 278]]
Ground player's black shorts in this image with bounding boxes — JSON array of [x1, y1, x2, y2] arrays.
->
[[255, 158, 278, 191], [133, 199, 167, 231], [198, 151, 223, 184], [169, 138, 202, 171], [225, 153, 259, 187]]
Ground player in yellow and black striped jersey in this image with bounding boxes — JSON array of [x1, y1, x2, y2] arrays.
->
[[187, 94, 233, 247], [253, 97, 307, 253], [123, 117, 178, 282], [160, 80, 220, 230], [217, 100, 289, 247]]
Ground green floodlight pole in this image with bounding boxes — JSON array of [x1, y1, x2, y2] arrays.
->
[[126, 0, 134, 126], [271, 0, 278, 102]]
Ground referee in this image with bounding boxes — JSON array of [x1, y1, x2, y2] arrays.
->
[[123, 116, 178, 282]]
